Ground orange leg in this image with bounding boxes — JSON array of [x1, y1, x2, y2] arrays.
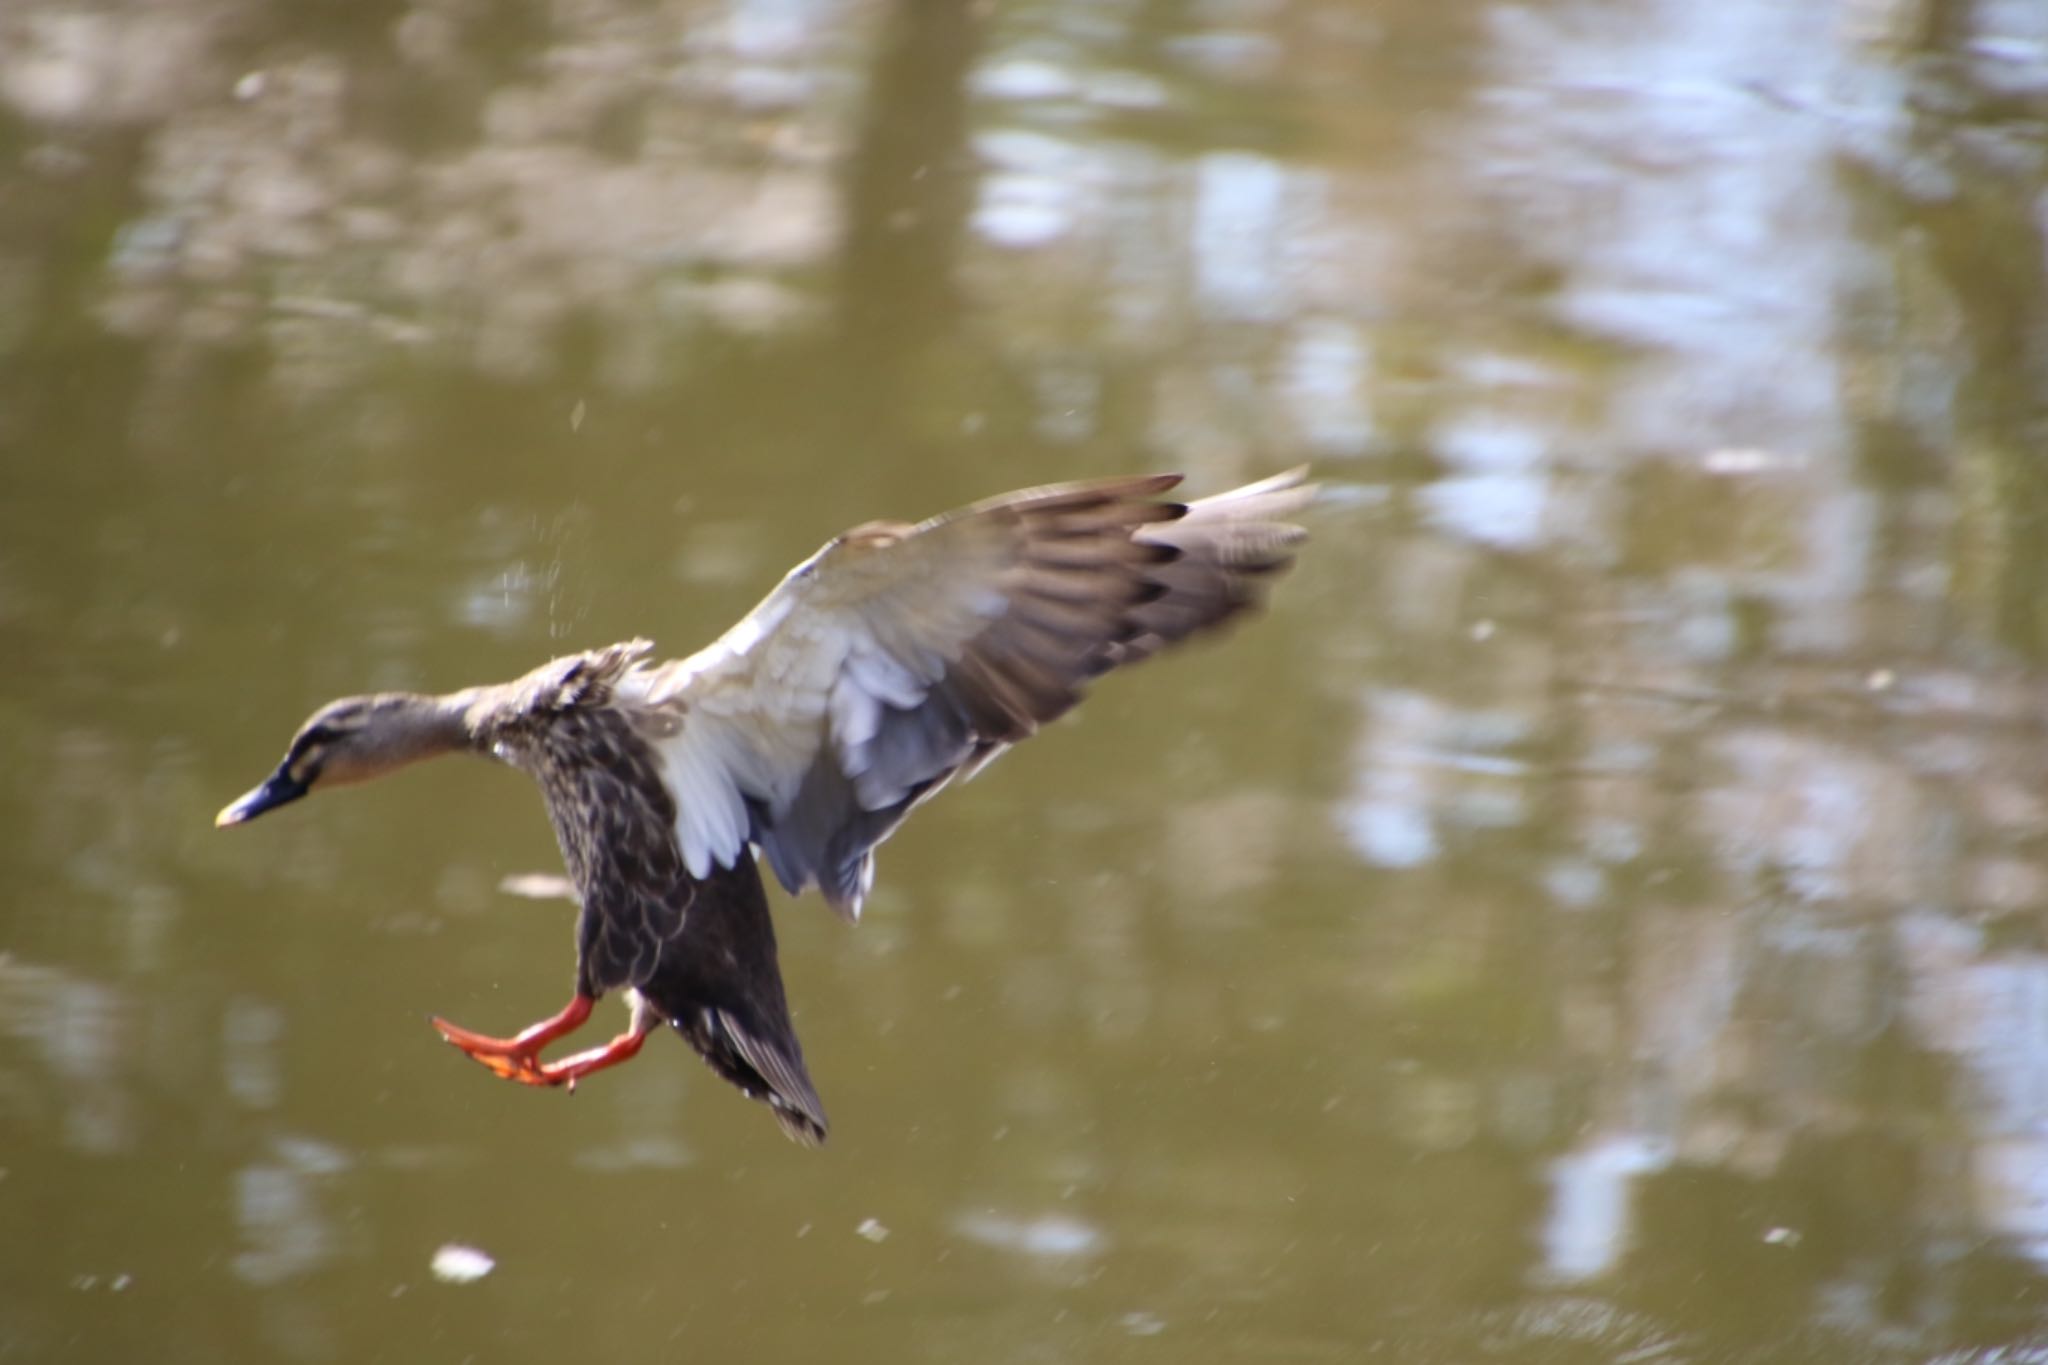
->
[[431, 994, 655, 1093], [525, 1027, 648, 1092]]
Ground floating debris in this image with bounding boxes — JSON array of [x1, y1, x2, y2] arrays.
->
[[1120, 1311, 1166, 1337], [430, 1244, 496, 1283], [499, 872, 577, 902], [855, 1218, 890, 1243]]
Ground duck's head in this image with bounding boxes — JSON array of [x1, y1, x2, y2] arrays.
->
[[216, 692, 472, 828]]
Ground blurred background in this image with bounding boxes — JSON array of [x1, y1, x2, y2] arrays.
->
[[3, 0, 2048, 1360]]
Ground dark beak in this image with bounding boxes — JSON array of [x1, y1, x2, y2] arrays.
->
[[215, 768, 309, 828]]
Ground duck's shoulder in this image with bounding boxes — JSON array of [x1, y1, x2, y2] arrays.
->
[[473, 640, 658, 738]]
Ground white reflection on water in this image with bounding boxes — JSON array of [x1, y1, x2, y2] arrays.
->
[[973, 59, 1078, 104], [222, 995, 284, 1110], [1338, 691, 1548, 867], [233, 1164, 331, 1286], [953, 1209, 1103, 1259], [973, 57, 1169, 113], [1699, 730, 1923, 905], [1541, 1133, 1675, 1282], [232, 1136, 359, 1285], [1976, 1140, 2048, 1266], [1281, 319, 1374, 457], [1417, 473, 1550, 550], [1340, 795, 1436, 870], [573, 1135, 696, 1172], [1909, 949, 2048, 1268], [973, 129, 1097, 250], [1436, 413, 1549, 475], [0, 958, 132, 1154], [1478, 0, 1853, 472], [271, 1134, 352, 1177], [1192, 152, 1290, 323]]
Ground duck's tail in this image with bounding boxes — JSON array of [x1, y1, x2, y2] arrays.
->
[[637, 859, 828, 1146]]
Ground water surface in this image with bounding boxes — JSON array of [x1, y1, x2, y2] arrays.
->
[[4, 0, 2048, 1360]]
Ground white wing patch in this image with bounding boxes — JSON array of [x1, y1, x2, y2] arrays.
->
[[629, 560, 1001, 881], [653, 718, 755, 878], [832, 644, 932, 800]]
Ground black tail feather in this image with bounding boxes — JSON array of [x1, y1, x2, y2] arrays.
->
[[636, 859, 828, 1145]]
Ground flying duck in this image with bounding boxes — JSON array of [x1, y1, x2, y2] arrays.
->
[[216, 468, 1314, 1144]]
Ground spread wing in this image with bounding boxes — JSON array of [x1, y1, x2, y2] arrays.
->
[[616, 468, 1314, 920]]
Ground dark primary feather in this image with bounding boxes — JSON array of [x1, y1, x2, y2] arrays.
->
[[734, 468, 1315, 918]]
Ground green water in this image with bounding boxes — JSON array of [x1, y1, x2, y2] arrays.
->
[[4, 0, 2048, 1360]]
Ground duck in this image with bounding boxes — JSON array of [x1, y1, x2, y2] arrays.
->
[[216, 468, 1314, 1145]]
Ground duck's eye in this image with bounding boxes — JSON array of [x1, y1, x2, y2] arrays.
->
[[287, 744, 326, 786], [287, 726, 339, 779]]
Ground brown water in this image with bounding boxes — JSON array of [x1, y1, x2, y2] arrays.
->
[[5, 0, 2048, 1360]]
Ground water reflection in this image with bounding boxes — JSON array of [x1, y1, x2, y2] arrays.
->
[[234, 1155, 337, 1287], [4, 0, 2048, 1361], [0, 958, 133, 1155], [953, 1208, 1103, 1260]]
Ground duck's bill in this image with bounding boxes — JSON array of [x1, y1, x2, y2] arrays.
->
[[215, 769, 308, 827]]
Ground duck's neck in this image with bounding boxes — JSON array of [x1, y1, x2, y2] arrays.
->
[[438, 682, 547, 757], [374, 688, 494, 766], [436, 688, 495, 752]]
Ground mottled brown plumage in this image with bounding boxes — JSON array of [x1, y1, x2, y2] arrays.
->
[[478, 646, 827, 1142], [216, 468, 1313, 1144]]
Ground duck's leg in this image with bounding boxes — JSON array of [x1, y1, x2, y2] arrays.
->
[[431, 992, 660, 1091], [431, 994, 595, 1085], [518, 994, 658, 1092]]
